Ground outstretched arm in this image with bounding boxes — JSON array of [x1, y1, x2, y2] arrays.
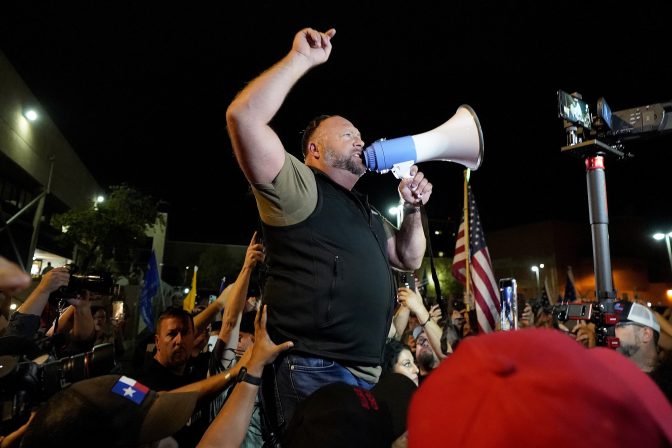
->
[[219, 232, 265, 345], [397, 287, 449, 357], [197, 306, 293, 448], [195, 231, 263, 335], [226, 28, 336, 184]]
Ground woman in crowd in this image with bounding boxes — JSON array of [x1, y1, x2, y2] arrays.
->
[[383, 339, 419, 386]]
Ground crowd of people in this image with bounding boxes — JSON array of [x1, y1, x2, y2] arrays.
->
[[1, 27, 672, 447]]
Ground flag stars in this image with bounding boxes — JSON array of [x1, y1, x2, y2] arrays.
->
[[123, 386, 136, 398]]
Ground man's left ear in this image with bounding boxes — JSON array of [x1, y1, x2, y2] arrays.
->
[[641, 326, 654, 343]]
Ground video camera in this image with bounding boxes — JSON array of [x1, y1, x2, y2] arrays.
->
[[557, 89, 672, 153], [0, 340, 115, 434], [48, 265, 114, 304]]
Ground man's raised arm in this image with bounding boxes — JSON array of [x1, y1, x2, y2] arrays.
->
[[226, 28, 336, 184]]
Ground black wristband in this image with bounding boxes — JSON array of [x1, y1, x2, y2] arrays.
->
[[420, 315, 431, 327], [403, 203, 421, 214], [236, 366, 262, 386]]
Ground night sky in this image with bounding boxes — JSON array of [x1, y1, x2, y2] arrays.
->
[[2, 1, 671, 246]]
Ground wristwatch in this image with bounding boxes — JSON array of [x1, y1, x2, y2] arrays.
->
[[236, 366, 262, 386]]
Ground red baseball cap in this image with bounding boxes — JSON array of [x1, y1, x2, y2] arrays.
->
[[408, 329, 672, 447]]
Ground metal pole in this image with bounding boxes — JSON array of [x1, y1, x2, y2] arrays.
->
[[26, 157, 56, 269], [585, 155, 615, 299], [665, 234, 672, 278]]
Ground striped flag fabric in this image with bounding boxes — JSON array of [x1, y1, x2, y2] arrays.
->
[[452, 184, 500, 333]]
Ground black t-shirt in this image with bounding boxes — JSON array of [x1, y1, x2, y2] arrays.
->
[[136, 356, 206, 391], [135, 355, 211, 447]]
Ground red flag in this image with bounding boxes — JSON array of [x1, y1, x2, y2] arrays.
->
[[452, 184, 500, 333]]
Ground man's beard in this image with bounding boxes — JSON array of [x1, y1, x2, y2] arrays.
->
[[325, 148, 366, 176], [617, 341, 640, 358], [416, 350, 436, 371]]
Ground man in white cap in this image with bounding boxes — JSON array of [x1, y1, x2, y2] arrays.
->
[[614, 301, 671, 401]]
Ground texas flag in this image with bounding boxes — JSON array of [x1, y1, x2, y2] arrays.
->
[[111, 376, 150, 405]]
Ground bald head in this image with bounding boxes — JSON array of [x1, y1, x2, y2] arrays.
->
[[303, 116, 366, 185]]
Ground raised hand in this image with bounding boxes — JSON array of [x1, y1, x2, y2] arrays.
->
[[396, 287, 425, 316], [519, 303, 535, 328], [572, 320, 596, 348], [37, 267, 70, 294], [246, 305, 293, 376], [292, 28, 336, 67], [429, 304, 442, 324], [243, 231, 265, 270]]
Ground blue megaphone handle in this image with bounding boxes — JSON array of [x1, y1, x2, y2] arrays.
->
[[363, 135, 417, 172]]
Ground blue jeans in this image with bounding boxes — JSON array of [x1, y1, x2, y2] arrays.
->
[[261, 352, 374, 440]]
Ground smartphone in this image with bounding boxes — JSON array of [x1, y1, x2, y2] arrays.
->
[[596, 97, 613, 130], [399, 271, 416, 290], [499, 278, 518, 331], [558, 90, 592, 130], [556, 303, 593, 321]]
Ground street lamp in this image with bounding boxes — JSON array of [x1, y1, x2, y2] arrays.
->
[[93, 195, 105, 210], [23, 109, 38, 121], [388, 205, 402, 228], [653, 231, 672, 278], [531, 265, 541, 298]]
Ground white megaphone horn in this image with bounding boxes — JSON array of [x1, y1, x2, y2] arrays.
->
[[362, 105, 484, 178]]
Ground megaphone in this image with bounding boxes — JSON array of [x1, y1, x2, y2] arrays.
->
[[362, 105, 484, 178]]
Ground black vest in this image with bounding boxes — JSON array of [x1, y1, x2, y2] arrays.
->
[[261, 170, 395, 365]]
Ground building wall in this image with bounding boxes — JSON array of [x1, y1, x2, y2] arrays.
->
[[0, 50, 102, 264], [0, 50, 101, 209], [486, 220, 672, 305]]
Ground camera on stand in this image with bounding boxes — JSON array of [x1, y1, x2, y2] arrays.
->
[[556, 90, 671, 347]]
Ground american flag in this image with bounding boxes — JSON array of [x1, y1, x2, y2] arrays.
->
[[452, 184, 500, 333]]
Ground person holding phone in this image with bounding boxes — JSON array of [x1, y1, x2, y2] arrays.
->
[[226, 27, 434, 436]]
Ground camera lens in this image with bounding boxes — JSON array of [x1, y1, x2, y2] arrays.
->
[[59, 343, 115, 384]]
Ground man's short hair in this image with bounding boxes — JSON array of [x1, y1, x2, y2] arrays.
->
[[155, 307, 194, 335], [301, 115, 332, 159]]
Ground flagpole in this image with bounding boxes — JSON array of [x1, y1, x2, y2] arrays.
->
[[463, 169, 472, 309]]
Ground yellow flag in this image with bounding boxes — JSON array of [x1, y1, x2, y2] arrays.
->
[[182, 265, 198, 312]]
